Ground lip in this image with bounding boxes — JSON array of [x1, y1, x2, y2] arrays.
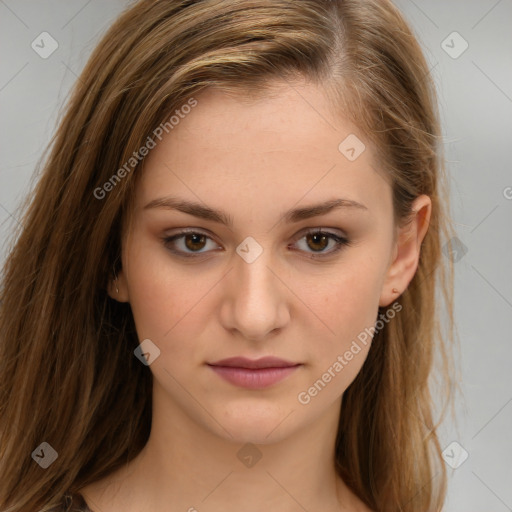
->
[[208, 356, 299, 369], [207, 357, 302, 389]]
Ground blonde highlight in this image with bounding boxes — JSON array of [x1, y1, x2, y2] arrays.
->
[[0, 1, 457, 510]]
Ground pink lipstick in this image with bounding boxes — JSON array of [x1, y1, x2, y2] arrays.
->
[[207, 356, 301, 389]]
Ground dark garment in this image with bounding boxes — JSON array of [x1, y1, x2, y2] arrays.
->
[[47, 493, 94, 512]]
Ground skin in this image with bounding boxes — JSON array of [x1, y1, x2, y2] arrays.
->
[[81, 79, 431, 512]]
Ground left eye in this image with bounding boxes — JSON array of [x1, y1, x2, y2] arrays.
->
[[291, 229, 350, 258], [163, 229, 350, 259]]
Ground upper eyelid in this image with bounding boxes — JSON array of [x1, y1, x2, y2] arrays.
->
[[164, 226, 347, 241], [163, 228, 348, 254]]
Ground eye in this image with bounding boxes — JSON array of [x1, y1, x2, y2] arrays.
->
[[162, 228, 351, 259], [290, 228, 351, 259], [163, 229, 220, 257]]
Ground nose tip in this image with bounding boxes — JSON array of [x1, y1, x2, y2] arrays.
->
[[221, 249, 290, 341]]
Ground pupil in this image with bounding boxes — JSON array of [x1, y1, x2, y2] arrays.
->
[[183, 233, 329, 253], [185, 234, 206, 251], [308, 233, 327, 251]]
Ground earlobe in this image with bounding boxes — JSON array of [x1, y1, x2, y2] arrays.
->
[[107, 268, 130, 302], [379, 195, 432, 307]]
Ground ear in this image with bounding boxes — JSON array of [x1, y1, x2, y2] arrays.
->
[[379, 194, 432, 307], [107, 267, 130, 303]]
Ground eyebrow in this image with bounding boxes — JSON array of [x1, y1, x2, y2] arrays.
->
[[143, 196, 368, 227]]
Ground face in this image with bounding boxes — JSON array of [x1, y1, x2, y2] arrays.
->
[[112, 80, 427, 445]]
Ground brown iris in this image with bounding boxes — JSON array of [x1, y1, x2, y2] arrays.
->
[[305, 233, 329, 252], [184, 233, 207, 251]]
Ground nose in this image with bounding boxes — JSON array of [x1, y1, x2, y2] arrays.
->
[[220, 246, 290, 342]]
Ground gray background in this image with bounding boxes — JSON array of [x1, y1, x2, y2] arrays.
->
[[1, 1, 511, 509]]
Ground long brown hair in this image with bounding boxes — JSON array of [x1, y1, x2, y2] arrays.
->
[[0, 1, 457, 510]]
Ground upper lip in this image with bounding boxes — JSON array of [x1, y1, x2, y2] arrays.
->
[[207, 356, 300, 369]]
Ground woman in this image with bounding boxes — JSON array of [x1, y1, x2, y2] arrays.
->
[[0, 0, 456, 511]]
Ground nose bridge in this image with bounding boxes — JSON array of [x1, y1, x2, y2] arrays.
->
[[235, 236, 278, 309], [225, 235, 288, 339], [236, 248, 274, 300]]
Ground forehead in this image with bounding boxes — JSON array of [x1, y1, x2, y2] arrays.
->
[[135, 81, 391, 222]]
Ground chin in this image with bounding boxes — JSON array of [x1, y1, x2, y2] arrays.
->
[[211, 402, 299, 444], [222, 426, 290, 446]]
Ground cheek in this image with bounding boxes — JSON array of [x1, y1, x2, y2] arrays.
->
[[124, 228, 388, 369], [295, 256, 385, 387], [304, 260, 383, 342], [122, 238, 202, 344]]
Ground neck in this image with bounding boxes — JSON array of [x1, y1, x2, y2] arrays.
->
[[82, 386, 360, 512]]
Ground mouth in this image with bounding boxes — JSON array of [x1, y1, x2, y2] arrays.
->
[[206, 356, 302, 389]]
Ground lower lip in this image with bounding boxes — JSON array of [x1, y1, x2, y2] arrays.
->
[[207, 364, 301, 389]]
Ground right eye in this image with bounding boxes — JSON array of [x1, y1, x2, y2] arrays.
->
[[162, 229, 221, 257]]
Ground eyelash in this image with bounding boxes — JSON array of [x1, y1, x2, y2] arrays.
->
[[162, 228, 351, 260]]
